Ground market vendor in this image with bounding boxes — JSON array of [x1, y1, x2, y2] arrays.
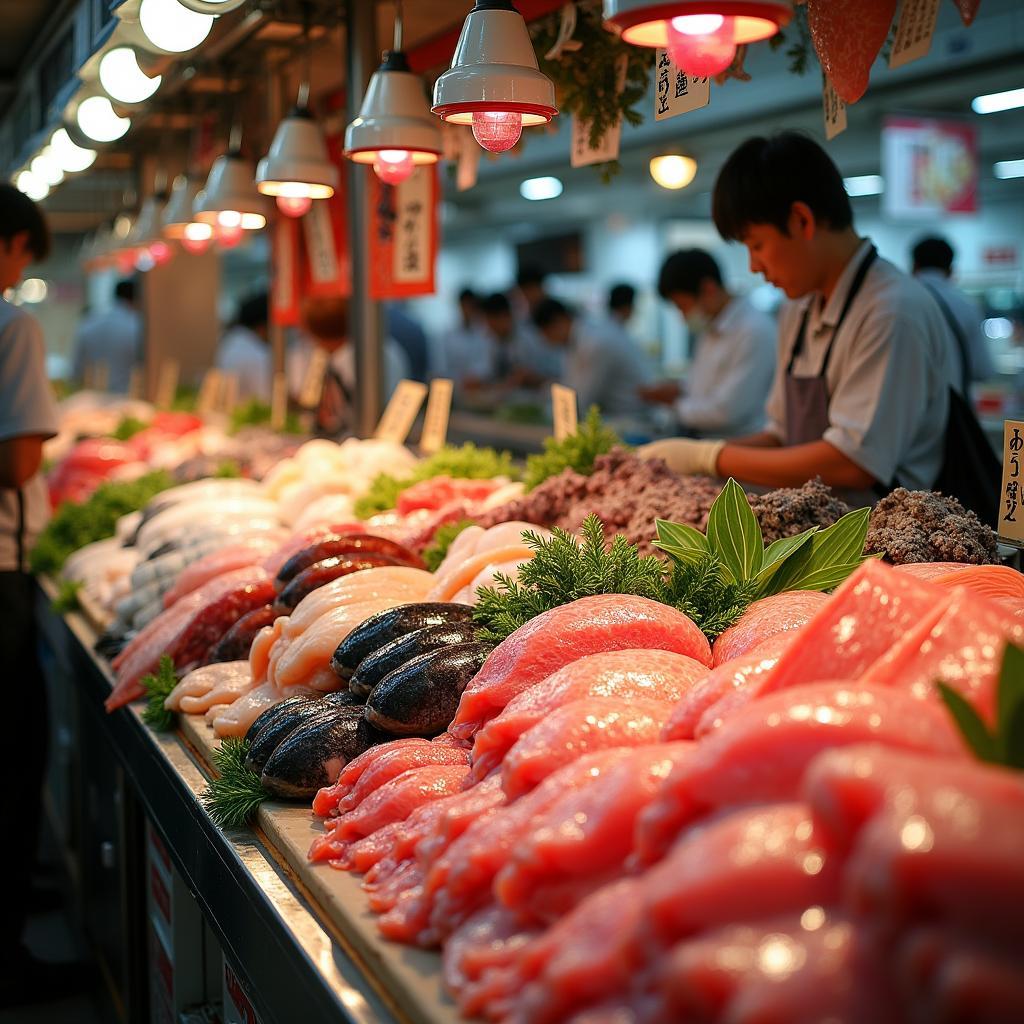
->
[[216, 291, 273, 402], [640, 249, 775, 438], [641, 132, 958, 500]]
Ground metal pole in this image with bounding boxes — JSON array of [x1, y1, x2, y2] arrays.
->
[[267, 65, 286, 381], [345, 0, 383, 437]]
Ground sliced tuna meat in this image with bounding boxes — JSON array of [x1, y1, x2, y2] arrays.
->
[[450, 595, 711, 740], [895, 561, 1024, 601], [711, 590, 829, 666]]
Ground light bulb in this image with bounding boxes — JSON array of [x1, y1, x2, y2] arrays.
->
[[666, 15, 736, 76], [116, 250, 138, 273], [276, 194, 312, 217], [77, 95, 131, 142], [217, 209, 242, 228], [181, 222, 212, 253], [216, 223, 244, 248], [149, 240, 173, 265], [372, 149, 415, 185], [50, 129, 96, 173], [16, 171, 49, 202], [139, 0, 214, 53], [31, 154, 63, 187], [649, 154, 697, 190], [471, 111, 522, 154], [99, 47, 162, 105]]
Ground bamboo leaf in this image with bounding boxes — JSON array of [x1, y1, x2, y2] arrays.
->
[[996, 642, 1024, 759], [937, 683, 1000, 763], [776, 560, 867, 593], [654, 519, 710, 567], [769, 507, 871, 593], [754, 531, 817, 595], [705, 479, 764, 583]]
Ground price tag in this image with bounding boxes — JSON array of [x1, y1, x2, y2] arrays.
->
[[551, 384, 579, 441], [572, 56, 627, 167], [196, 368, 224, 417], [220, 372, 239, 414], [654, 51, 710, 122], [128, 366, 145, 400], [299, 347, 330, 409], [420, 378, 453, 454], [94, 361, 110, 392], [823, 75, 847, 140], [998, 419, 1024, 545], [890, 0, 941, 69], [302, 201, 339, 286], [374, 379, 428, 443], [270, 372, 289, 431], [155, 359, 179, 410]]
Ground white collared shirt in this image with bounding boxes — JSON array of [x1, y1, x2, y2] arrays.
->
[[566, 316, 653, 418], [765, 239, 958, 489], [675, 295, 776, 438], [915, 268, 995, 384]]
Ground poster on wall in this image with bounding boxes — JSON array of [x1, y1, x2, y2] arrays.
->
[[368, 165, 439, 299], [882, 116, 978, 219]]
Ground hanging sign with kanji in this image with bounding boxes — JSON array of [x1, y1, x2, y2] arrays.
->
[[654, 51, 710, 121], [998, 420, 1024, 545], [368, 165, 439, 299]]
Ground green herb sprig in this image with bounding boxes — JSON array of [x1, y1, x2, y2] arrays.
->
[[203, 738, 268, 828], [658, 555, 759, 641], [51, 579, 83, 614], [141, 655, 179, 732], [939, 643, 1024, 769], [229, 399, 303, 435], [112, 415, 147, 441], [523, 407, 623, 492], [423, 519, 476, 573]]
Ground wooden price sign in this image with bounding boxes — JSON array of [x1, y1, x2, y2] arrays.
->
[[998, 419, 1024, 547], [196, 368, 224, 417], [374, 379, 428, 444], [270, 372, 289, 431], [420, 378, 454, 455], [551, 384, 579, 441], [155, 359, 180, 410], [299, 347, 330, 409], [128, 366, 145, 401], [220, 372, 239, 415]]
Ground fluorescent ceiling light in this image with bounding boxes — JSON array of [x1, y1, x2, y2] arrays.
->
[[971, 88, 1024, 115], [519, 176, 563, 201], [843, 174, 884, 197], [994, 158, 1024, 179]]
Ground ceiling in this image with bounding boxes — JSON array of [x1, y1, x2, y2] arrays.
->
[[0, 0, 63, 115]]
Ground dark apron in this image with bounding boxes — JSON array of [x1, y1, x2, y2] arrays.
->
[[783, 246, 878, 446]]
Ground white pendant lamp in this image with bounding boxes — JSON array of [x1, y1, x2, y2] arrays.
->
[[194, 150, 269, 230], [77, 95, 131, 143], [162, 174, 202, 236], [604, 0, 792, 76], [139, 0, 214, 53], [432, 0, 557, 154], [177, 0, 247, 12], [99, 46, 162, 105], [50, 128, 97, 173]]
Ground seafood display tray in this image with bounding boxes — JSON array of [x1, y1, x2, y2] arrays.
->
[[38, 578, 458, 1024]]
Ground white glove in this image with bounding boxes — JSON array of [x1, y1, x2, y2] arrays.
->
[[637, 438, 725, 477]]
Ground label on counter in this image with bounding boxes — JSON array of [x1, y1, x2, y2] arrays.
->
[[156, 360, 180, 410], [374, 379, 428, 443], [823, 75, 847, 140], [196, 369, 223, 417], [270, 372, 289, 430], [998, 420, 1024, 546], [220, 372, 239, 414], [890, 0, 941, 69], [298, 347, 330, 409], [551, 384, 579, 441], [420, 378, 453, 454], [654, 51, 710, 121]]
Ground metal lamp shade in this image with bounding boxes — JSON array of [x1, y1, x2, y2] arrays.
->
[[603, 0, 793, 46], [163, 174, 203, 237], [345, 63, 442, 164], [127, 194, 166, 246], [194, 152, 270, 228], [432, 5, 556, 126], [256, 109, 339, 198]]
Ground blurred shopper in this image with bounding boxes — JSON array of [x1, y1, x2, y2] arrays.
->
[[71, 278, 141, 393], [912, 235, 995, 387], [607, 282, 636, 326], [533, 297, 650, 418], [0, 184, 90, 1007], [510, 263, 564, 382], [642, 132, 962, 505], [480, 291, 536, 389], [385, 302, 430, 382], [640, 250, 775, 437], [440, 287, 493, 386], [216, 291, 272, 402]]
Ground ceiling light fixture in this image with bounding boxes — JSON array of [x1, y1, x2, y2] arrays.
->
[[16, 171, 49, 202], [649, 153, 697, 189], [604, 0, 792, 76], [180, 220, 214, 254], [163, 174, 202, 236], [843, 174, 884, 197], [31, 151, 64, 187], [195, 148, 269, 230], [519, 175, 562, 200], [50, 129, 97, 172], [432, 0, 557, 154], [99, 46, 162, 104], [994, 158, 1024, 179], [176, 0, 247, 12], [77, 95, 131, 142], [971, 87, 1024, 115], [139, 0, 214, 53]]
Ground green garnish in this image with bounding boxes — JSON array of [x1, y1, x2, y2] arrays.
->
[[214, 460, 242, 478], [354, 443, 518, 519], [523, 406, 623, 491], [229, 399, 303, 435], [655, 479, 873, 598], [659, 555, 759, 641], [51, 579, 83, 614], [203, 738, 268, 827], [939, 642, 1024, 769], [423, 519, 476, 572], [141, 655, 178, 731], [112, 415, 147, 440], [31, 470, 174, 575]]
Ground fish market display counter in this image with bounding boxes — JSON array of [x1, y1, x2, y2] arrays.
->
[[36, 578, 457, 1024]]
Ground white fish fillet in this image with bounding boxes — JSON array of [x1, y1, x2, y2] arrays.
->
[[165, 661, 253, 714]]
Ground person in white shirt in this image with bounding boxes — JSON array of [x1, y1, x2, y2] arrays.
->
[[216, 292, 272, 402], [439, 288, 494, 386], [510, 264, 565, 384], [72, 279, 141, 393], [912, 235, 995, 387], [532, 297, 651, 419], [641, 132, 958, 499], [640, 250, 775, 438]]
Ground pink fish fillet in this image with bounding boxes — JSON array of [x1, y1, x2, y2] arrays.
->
[[711, 590, 829, 666], [470, 649, 708, 781], [495, 742, 695, 922], [634, 681, 967, 867], [261, 523, 366, 577], [451, 595, 711, 740], [162, 533, 286, 608], [313, 738, 433, 818], [500, 697, 674, 801]]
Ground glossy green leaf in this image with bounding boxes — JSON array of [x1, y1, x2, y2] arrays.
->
[[754, 531, 817, 595], [654, 519, 710, 568], [705, 479, 764, 584], [770, 507, 871, 593], [937, 682, 1000, 763], [996, 642, 1024, 759]]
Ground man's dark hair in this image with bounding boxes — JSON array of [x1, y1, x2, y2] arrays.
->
[[457, 287, 478, 304], [115, 279, 136, 304], [658, 249, 722, 300], [0, 184, 51, 260], [712, 131, 853, 241], [236, 291, 269, 330], [516, 263, 546, 289], [912, 236, 954, 275], [532, 296, 572, 329], [480, 292, 511, 316], [608, 283, 635, 312]]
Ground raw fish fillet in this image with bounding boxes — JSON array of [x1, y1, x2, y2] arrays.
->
[[451, 595, 711, 739], [165, 660, 252, 714], [661, 631, 793, 741], [895, 561, 1024, 601], [162, 534, 286, 608], [501, 697, 674, 800], [426, 545, 535, 603], [471, 649, 707, 780], [495, 742, 695, 922], [711, 590, 829, 666], [211, 680, 313, 738], [634, 681, 966, 866], [249, 618, 284, 684], [261, 523, 365, 577]]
